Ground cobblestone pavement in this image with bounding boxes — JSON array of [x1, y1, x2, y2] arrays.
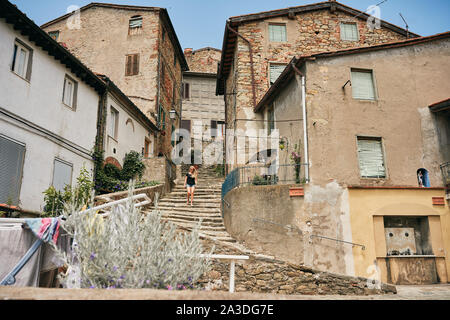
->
[[0, 284, 449, 300]]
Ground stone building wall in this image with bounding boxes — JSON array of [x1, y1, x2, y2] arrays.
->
[[223, 7, 409, 156], [41, 5, 185, 158], [184, 47, 221, 73], [230, 9, 407, 112]]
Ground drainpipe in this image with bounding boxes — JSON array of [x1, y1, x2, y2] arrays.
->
[[226, 22, 257, 109], [292, 63, 310, 183]]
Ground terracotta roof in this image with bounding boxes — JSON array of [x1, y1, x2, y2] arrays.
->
[[255, 31, 450, 112], [40, 2, 188, 71], [191, 47, 221, 54], [216, 0, 420, 95], [429, 98, 450, 113]]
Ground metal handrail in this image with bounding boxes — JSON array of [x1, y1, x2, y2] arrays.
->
[[310, 234, 365, 250]]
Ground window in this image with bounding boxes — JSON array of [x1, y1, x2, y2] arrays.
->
[[269, 64, 287, 85], [129, 16, 143, 34], [125, 54, 139, 76], [11, 40, 32, 80], [158, 105, 166, 130], [52, 159, 73, 192], [109, 107, 119, 139], [267, 105, 275, 136], [171, 124, 176, 147], [144, 138, 151, 158], [182, 82, 190, 100], [341, 22, 359, 41], [62, 75, 78, 109], [357, 137, 386, 178], [48, 31, 60, 41], [351, 69, 376, 100], [269, 24, 287, 42], [0, 135, 25, 205], [181, 119, 191, 134]]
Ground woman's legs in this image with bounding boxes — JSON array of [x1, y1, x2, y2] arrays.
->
[[186, 187, 190, 204], [190, 186, 195, 205]]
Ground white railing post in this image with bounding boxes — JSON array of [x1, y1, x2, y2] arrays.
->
[[229, 259, 236, 293]]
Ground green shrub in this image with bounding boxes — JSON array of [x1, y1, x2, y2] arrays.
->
[[43, 166, 94, 217], [103, 163, 122, 180], [121, 151, 145, 181]]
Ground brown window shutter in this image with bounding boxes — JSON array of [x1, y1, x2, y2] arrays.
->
[[125, 55, 132, 76], [133, 54, 139, 75]]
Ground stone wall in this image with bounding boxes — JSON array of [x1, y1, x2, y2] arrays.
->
[[142, 157, 176, 194], [198, 238, 396, 295], [184, 47, 221, 73]]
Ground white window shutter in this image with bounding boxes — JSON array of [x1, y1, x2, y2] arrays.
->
[[352, 71, 376, 100], [357, 139, 386, 178], [341, 23, 358, 41], [270, 64, 286, 84], [53, 159, 73, 192], [269, 25, 286, 42]]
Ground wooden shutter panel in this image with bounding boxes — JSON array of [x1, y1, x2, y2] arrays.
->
[[211, 120, 217, 137], [357, 138, 386, 178], [133, 54, 139, 75], [125, 55, 132, 76], [0, 136, 25, 205], [352, 70, 375, 100]]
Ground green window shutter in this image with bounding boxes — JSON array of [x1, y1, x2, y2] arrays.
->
[[357, 138, 386, 178], [269, 24, 286, 42], [351, 70, 376, 100], [270, 64, 287, 84], [341, 23, 358, 41]]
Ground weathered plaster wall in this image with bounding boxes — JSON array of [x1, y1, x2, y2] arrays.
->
[[104, 93, 154, 166], [348, 188, 449, 284], [0, 21, 98, 212], [304, 39, 450, 187], [223, 183, 353, 275]]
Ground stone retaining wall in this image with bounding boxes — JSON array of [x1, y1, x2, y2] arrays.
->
[[198, 238, 396, 296]]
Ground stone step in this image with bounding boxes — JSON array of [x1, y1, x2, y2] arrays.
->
[[162, 217, 225, 228], [163, 219, 227, 231], [159, 198, 221, 203], [152, 206, 221, 213], [161, 214, 223, 223], [156, 201, 221, 208]]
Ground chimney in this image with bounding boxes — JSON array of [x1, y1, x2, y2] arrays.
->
[[184, 48, 193, 57]]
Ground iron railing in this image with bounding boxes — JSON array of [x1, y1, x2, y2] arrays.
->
[[221, 163, 308, 214]]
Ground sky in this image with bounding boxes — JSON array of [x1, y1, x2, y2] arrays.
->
[[10, 0, 450, 50]]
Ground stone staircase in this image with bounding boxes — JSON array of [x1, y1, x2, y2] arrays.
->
[[147, 166, 237, 243]]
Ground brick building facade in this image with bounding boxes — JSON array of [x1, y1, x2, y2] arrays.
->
[[216, 0, 417, 169], [41, 3, 188, 160]]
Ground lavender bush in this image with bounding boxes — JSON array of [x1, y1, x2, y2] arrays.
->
[[53, 186, 213, 290]]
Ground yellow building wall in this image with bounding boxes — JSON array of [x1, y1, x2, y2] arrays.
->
[[348, 188, 450, 284]]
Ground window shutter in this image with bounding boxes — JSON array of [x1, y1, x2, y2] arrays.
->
[[0, 136, 25, 205], [270, 64, 286, 84], [352, 70, 376, 100], [357, 138, 386, 178], [341, 23, 358, 41], [125, 55, 132, 76], [53, 159, 73, 192], [133, 54, 139, 75], [269, 24, 287, 42], [129, 18, 142, 29]]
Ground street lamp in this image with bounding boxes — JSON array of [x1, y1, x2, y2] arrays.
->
[[169, 109, 177, 120]]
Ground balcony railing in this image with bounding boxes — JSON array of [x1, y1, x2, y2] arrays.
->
[[221, 163, 308, 212]]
